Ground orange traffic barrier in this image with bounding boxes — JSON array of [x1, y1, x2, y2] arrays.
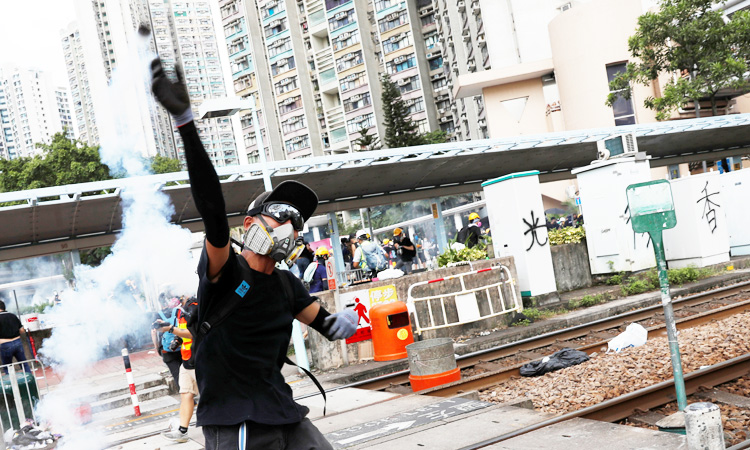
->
[[370, 301, 414, 361]]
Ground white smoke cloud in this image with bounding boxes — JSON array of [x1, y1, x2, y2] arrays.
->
[[32, 28, 198, 448]]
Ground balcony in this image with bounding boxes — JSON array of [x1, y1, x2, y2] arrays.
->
[[325, 105, 345, 129]]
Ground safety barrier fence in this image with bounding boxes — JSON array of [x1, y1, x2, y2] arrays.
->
[[0, 359, 48, 436], [406, 265, 520, 335], [336, 268, 367, 286]]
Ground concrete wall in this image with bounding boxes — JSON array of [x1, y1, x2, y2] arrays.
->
[[549, 0, 659, 130], [550, 241, 592, 292], [484, 78, 549, 137], [308, 256, 522, 371]]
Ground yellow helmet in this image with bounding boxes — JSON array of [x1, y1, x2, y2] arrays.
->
[[315, 246, 330, 257], [469, 212, 480, 221], [393, 227, 403, 236], [383, 239, 390, 245]]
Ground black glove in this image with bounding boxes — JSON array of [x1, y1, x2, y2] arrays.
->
[[150, 58, 193, 126]]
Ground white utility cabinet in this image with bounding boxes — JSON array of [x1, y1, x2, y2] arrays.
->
[[572, 157, 655, 274], [482, 170, 556, 297], [720, 169, 750, 256], [663, 171, 729, 268]]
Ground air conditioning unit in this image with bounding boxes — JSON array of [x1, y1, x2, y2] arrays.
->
[[440, 116, 450, 123], [351, 94, 361, 101], [477, 36, 486, 47], [478, 119, 486, 127], [472, 3, 481, 15], [559, 2, 573, 12], [596, 133, 638, 160], [462, 34, 471, 42], [457, 1, 465, 12], [438, 107, 446, 114], [394, 55, 406, 63], [426, 53, 434, 59], [404, 99, 414, 106], [385, 12, 399, 21], [334, 11, 347, 20], [397, 78, 408, 85]]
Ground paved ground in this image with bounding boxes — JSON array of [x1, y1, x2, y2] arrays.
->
[[15, 260, 750, 448]]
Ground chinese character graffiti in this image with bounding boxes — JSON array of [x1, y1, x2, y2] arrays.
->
[[522, 210, 548, 251], [696, 181, 720, 234]]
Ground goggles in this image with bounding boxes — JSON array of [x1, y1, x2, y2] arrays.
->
[[248, 202, 304, 231]]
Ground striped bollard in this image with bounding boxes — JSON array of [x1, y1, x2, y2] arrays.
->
[[121, 348, 141, 417]]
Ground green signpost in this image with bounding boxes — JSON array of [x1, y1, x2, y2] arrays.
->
[[626, 179, 687, 412]]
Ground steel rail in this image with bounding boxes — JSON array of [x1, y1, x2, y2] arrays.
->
[[350, 280, 750, 392], [457, 353, 750, 450]]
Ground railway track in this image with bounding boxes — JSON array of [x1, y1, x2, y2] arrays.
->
[[354, 280, 750, 393]]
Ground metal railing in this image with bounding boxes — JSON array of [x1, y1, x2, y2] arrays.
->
[[336, 268, 368, 286], [0, 359, 48, 435], [406, 265, 520, 335]]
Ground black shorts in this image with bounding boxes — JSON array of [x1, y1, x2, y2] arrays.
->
[[203, 418, 332, 450]]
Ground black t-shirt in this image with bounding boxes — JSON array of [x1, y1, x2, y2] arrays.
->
[[195, 246, 316, 427], [0, 312, 22, 339], [397, 237, 417, 261]]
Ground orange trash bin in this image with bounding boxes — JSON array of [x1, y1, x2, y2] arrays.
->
[[370, 301, 414, 361]]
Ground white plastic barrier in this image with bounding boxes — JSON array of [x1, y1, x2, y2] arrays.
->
[[406, 265, 520, 335], [0, 359, 48, 436]]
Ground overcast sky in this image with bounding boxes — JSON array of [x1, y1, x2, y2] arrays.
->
[[0, 0, 77, 86]]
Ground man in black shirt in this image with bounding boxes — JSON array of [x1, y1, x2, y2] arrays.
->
[[392, 228, 416, 274], [0, 301, 30, 373], [151, 59, 357, 449]]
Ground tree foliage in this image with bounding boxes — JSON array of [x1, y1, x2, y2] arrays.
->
[[352, 127, 380, 151], [380, 74, 424, 148], [0, 133, 111, 192], [606, 0, 750, 120], [150, 154, 182, 174]]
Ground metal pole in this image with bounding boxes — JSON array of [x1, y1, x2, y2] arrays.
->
[[650, 231, 687, 411], [248, 95, 272, 191], [430, 198, 448, 254], [328, 212, 345, 284], [12, 290, 20, 317]]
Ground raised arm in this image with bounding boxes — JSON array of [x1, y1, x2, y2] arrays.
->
[[151, 59, 229, 280]]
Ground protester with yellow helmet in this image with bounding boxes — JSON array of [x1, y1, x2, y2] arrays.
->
[[306, 246, 330, 293], [382, 238, 396, 265], [392, 228, 416, 274], [456, 212, 483, 248]]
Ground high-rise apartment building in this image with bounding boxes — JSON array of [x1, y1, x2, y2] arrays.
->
[[149, 0, 240, 167], [70, 0, 180, 160], [55, 88, 76, 140], [0, 66, 69, 158], [61, 22, 100, 146], [220, 0, 448, 162]]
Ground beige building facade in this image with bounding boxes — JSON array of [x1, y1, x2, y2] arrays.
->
[[455, 0, 750, 198]]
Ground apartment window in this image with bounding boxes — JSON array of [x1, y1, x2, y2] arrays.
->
[[328, 8, 354, 30], [423, 32, 438, 50], [221, 1, 239, 18], [279, 95, 303, 114], [325, 0, 349, 11], [374, 0, 397, 11], [228, 36, 248, 55], [282, 115, 306, 133], [224, 18, 244, 38], [383, 32, 412, 54], [396, 74, 420, 94], [261, 0, 285, 19], [432, 78, 447, 90], [265, 18, 288, 38], [379, 9, 407, 33], [234, 74, 252, 92], [428, 56, 443, 71], [274, 75, 299, 95], [336, 50, 363, 71], [332, 30, 360, 51], [343, 92, 371, 112], [386, 54, 416, 74], [346, 113, 374, 134], [606, 63, 636, 125], [420, 13, 435, 27], [340, 71, 366, 92], [271, 56, 296, 75], [231, 55, 250, 74], [285, 135, 310, 152], [406, 97, 425, 115], [268, 37, 292, 57]]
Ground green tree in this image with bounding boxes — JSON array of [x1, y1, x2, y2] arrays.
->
[[606, 0, 750, 120], [420, 130, 449, 145], [380, 74, 423, 148], [150, 154, 182, 174], [352, 127, 380, 151], [79, 246, 113, 267]]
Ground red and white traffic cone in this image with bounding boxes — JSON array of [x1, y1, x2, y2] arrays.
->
[[121, 348, 141, 417]]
